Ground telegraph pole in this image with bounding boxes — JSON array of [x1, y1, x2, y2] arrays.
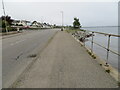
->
[[2, 0, 8, 33]]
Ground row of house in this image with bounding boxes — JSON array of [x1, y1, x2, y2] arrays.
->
[[12, 20, 52, 28]]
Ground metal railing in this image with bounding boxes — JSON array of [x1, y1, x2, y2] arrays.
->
[[82, 30, 120, 66]]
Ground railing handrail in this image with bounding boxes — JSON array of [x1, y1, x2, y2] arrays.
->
[[88, 39, 120, 56], [83, 29, 120, 37], [82, 29, 120, 55], [73, 29, 119, 66]]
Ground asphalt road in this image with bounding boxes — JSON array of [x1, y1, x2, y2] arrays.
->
[[15, 31, 117, 88], [2, 29, 58, 88]]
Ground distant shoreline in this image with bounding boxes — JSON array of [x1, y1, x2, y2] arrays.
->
[[82, 26, 119, 28]]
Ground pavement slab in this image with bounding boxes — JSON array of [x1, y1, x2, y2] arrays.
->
[[16, 31, 117, 88]]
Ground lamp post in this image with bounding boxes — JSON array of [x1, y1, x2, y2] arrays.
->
[[60, 11, 64, 31], [2, 0, 8, 33]]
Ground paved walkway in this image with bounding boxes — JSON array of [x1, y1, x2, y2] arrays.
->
[[16, 31, 117, 88]]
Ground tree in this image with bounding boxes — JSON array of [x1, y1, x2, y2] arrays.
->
[[1, 20, 9, 28], [0, 15, 14, 32], [73, 17, 81, 29], [0, 15, 14, 25]]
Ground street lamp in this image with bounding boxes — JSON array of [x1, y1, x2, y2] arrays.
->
[[60, 11, 64, 31]]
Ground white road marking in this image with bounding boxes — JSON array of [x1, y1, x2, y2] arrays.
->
[[10, 39, 26, 46]]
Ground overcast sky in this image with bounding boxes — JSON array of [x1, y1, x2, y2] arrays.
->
[[0, 0, 119, 27]]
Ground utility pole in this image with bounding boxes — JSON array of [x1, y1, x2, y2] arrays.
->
[[60, 11, 64, 30], [2, 0, 8, 33]]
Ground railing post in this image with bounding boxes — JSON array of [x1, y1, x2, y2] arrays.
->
[[106, 34, 111, 66], [91, 32, 94, 54]]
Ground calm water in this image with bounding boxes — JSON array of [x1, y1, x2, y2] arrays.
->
[[81, 27, 119, 70]]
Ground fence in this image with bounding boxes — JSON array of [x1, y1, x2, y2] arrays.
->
[[82, 30, 120, 66]]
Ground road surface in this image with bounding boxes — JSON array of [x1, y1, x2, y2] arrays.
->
[[15, 31, 117, 88], [2, 29, 58, 88]]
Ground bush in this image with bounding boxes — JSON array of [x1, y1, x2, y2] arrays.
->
[[2, 27, 18, 32]]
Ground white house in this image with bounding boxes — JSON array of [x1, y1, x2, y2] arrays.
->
[[42, 23, 51, 28], [31, 21, 43, 28], [12, 20, 31, 27]]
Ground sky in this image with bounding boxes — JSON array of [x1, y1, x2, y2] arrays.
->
[[0, 0, 119, 27]]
